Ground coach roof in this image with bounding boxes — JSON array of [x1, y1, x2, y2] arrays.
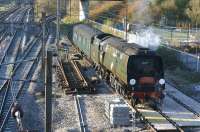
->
[[101, 36, 152, 56], [73, 24, 102, 38]]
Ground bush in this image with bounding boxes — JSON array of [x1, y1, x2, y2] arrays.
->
[[157, 45, 200, 84], [156, 46, 181, 70]]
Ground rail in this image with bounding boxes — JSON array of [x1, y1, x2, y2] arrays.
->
[[166, 81, 200, 118], [157, 109, 184, 132], [125, 99, 178, 132], [0, 49, 41, 131], [71, 60, 88, 88], [0, 30, 17, 65], [56, 57, 69, 89], [75, 95, 86, 132], [0, 6, 19, 20], [58, 37, 89, 131]]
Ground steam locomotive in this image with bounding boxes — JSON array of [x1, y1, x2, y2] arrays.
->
[[72, 24, 165, 108]]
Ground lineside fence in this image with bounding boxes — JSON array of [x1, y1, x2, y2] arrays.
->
[[153, 26, 200, 48], [87, 20, 200, 73]]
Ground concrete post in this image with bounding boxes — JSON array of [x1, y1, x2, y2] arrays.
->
[[42, 11, 46, 90], [197, 56, 199, 72], [79, 0, 89, 21], [45, 48, 53, 132]]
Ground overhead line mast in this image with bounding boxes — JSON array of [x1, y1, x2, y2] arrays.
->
[[56, 0, 60, 45]]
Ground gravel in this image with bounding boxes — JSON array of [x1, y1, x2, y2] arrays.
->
[[50, 58, 147, 131], [52, 94, 80, 132], [78, 93, 147, 132], [52, 57, 80, 132]]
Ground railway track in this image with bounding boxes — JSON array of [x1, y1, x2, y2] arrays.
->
[[0, 30, 8, 43], [24, 8, 33, 24], [55, 58, 69, 90], [74, 95, 87, 132], [57, 59, 88, 132], [0, 6, 44, 131], [58, 39, 88, 93], [0, 6, 19, 21], [55, 37, 134, 131], [52, 37, 89, 131], [4, 7, 29, 24], [0, 33, 42, 131], [166, 90, 200, 118], [166, 81, 200, 117], [0, 31, 21, 110], [0, 8, 40, 126], [110, 79, 200, 132], [0, 6, 31, 64], [0, 30, 17, 65], [0, 9, 32, 122]]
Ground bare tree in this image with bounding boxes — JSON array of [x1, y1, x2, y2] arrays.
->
[[186, 0, 200, 26]]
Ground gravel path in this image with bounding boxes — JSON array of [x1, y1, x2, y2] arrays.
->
[[78, 94, 136, 132], [52, 94, 80, 132]]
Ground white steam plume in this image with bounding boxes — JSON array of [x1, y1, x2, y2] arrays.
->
[[127, 27, 161, 51]]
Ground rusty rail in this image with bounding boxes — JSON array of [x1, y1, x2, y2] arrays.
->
[[71, 60, 88, 88], [55, 57, 69, 89]]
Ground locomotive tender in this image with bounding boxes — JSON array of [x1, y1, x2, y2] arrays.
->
[[73, 24, 165, 107]]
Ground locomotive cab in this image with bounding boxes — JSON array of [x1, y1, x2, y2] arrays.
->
[[128, 53, 165, 107]]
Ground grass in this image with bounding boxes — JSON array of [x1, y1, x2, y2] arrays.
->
[[0, 3, 15, 12], [166, 68, 200, 96], [166, 68, 200, 84], [89, 1, 121, 19], [0, 7, 6, 11], [157, 45, 200, 98], [156, 46, 182, 69], [156, 46, 200, 84]]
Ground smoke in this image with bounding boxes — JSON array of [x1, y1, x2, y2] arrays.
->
[[131, 0, 153, 25], [127, 0, 161, 51], [127, 27, 161, 51]]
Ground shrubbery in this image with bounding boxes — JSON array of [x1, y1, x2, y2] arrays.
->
[[157, 45, 200, 83]]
